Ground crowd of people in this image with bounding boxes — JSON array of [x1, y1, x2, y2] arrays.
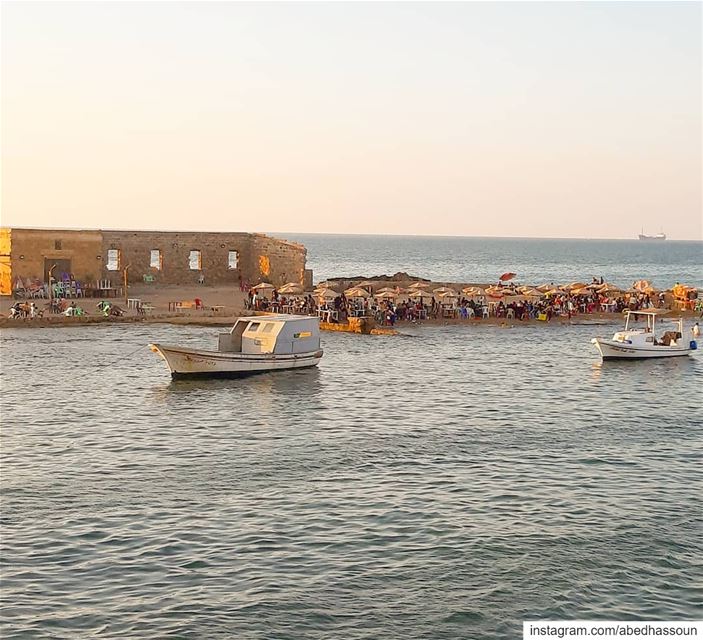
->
[[241, 278, 701, 327]]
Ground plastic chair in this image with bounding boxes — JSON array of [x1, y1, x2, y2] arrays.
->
[[482, 306, 490, 319]]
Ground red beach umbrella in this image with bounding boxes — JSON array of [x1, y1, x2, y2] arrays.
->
[[499, 272, 517, 282]]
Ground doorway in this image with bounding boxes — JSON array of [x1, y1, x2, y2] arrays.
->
[[44, 258, 72, 284]]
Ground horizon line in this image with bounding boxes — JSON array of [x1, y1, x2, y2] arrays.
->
[[2, 224, 700, 243]]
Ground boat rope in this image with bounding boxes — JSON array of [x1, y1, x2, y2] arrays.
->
[[99, 344, 146, 368]]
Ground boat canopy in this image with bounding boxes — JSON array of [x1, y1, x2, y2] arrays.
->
[[623, 309, 669, 317]]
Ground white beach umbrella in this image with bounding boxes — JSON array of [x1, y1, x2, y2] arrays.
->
[[345, 287, 370, 298], [375, 290, 398, 299], [252, 282, 275, 291], [279, 282, 304, 295], [433, 287, 457, 295], [409, 281, 431, 289], [315, 288, 338, 300]]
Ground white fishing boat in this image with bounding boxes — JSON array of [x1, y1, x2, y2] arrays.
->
[[150, 314, 323, 378], [591, 309, 697, 360]]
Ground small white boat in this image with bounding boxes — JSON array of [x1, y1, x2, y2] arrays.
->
[[591, 309, 697, 360], [150, 314, 323, 378]]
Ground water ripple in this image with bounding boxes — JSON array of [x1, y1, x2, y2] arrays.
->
[[1, 322, 701, 638]]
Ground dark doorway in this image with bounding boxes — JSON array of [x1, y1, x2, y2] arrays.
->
[[44, 258, 72, 284]]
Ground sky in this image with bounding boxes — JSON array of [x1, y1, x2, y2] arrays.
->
[[1, 1, 701, 240]]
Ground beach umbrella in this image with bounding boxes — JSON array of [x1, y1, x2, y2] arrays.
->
[[433, 286, 457, 295], [536, 283, 556, 292], [316, 281, 338, 290], [344, 287, 370, 298], [565, 282, 588, 291], [499, 272, 517, 282], [356, 280, 376, 290], [522, 288, 543, 297], [599, 284, 623, 296], [409, 281, 431, 289], [485, 286, 505, 297], [571, 287, 592, 296], [596, 282, 618, 291], [462, 286, 485, 296], [315, 288, 338, 300], [408, 290, 431, 299], [375, 290, 397, 299], [439, 291, 458, 299], [278, 282, 304, 295], [252, 282, 275, 291], [545, 287, 567, 296]]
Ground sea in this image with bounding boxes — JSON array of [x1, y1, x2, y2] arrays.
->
[[283, 234, 703, 289], [1, 236, 702, 639]]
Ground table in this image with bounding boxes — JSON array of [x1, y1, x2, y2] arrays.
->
[[87, 287, 119, 299]]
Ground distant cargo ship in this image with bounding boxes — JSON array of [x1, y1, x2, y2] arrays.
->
[[638, 229, 666, 241]]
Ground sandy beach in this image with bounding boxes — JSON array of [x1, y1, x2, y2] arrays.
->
[[2, 280, 698, 330]]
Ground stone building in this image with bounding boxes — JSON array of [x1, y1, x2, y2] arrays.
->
[[0, 228, 311, 295]]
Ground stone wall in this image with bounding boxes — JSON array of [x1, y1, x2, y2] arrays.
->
[[101, 230, 255, 286], [249, 234, 308, 287], [2, 228, 309, 292], [7, 228, 104, 286]]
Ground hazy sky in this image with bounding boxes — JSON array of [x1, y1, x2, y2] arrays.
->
[[1, 1, 701, 240]]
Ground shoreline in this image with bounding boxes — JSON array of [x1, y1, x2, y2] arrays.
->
[[2, 309, 698, 331]]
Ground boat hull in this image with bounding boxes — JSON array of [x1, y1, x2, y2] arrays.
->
[[591, 338, 692, 360], [150, 343, 323, 378]]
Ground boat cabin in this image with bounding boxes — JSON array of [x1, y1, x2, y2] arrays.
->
[[218, 315, 320, 355], [612, 309, 683, 346]]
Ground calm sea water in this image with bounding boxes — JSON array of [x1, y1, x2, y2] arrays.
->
[[2, 321, 702, 639], [283, 234, 703, 289]]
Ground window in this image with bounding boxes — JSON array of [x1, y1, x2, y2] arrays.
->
[[54, 240, 62, 250], [189, 250, 201, 270], [261, 323, 275, 333], [247, 322, 261, 332], [150, 249, 162, 270], [106, 249, 120, 271], [228, 250, 239, 270]]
